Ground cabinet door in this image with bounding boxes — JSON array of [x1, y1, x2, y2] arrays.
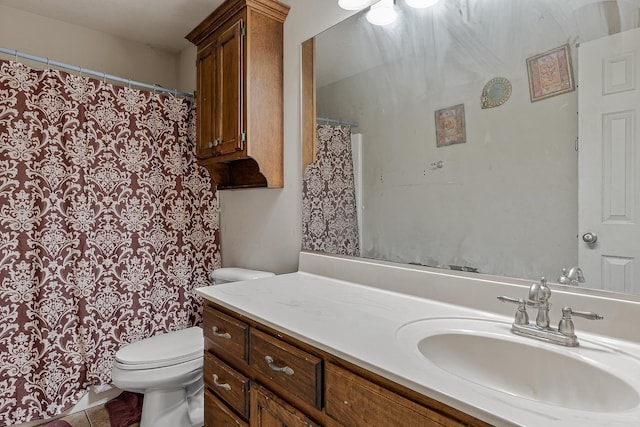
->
[[196, 41, 216, 159], [215, 18, 245, 157], [205, 389, 248, 427], [250, 383, 320, 427]]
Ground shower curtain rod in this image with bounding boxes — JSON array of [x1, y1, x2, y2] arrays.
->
[[317, 117, 359, 127], [0, 47, 195, 98]]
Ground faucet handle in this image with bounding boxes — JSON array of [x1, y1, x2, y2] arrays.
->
[[497, 296, 530, 325], [497, 295, 519, 304], [568, 308, 604, 321], [558, 306, 604, 337]]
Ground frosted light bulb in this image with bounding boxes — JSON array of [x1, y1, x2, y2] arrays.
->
[[405, 0, 441, 8], [338, 0, 371, 10], [366, 0, 398, 26]]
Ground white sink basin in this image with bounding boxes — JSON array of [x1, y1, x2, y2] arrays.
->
[[395, 318, 640, 412]]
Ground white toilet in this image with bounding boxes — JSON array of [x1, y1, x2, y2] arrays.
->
[[111, 268, 275, 427]]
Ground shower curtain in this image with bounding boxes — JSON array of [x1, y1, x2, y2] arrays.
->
[[302, 123, 359, 256], [0, 60, 220, 425]]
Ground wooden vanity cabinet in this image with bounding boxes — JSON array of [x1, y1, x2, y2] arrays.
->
[[186, 0, 289, 189], [205, 389, 248, 427], [325, 363, 462, 427], [201, 302, 492, 427], [251, 383, 321, 427]]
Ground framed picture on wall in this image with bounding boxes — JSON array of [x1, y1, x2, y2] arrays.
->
[[435, 104, 466, 147], [526, 44, 575, 102]]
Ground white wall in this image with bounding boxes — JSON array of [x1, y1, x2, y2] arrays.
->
[[317, 63, 578, 280], [178, 44, 197, 93], [0, 5, 179, 90]]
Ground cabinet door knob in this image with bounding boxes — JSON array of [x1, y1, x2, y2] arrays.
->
[[212, 374, 232, 391], [264, 356, 294, 376], [212, 326, 231, 340]]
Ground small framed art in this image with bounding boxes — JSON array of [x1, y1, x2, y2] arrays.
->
[[481, 77, 512, 109], [435, 104, 466, 147], [526, 44, 575, 102]]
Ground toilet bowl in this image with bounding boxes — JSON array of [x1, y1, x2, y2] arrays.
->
[[111, 326, 204, 427], [111, 268, 275, 427]]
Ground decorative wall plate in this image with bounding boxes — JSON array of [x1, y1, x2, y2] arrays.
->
[[481, 77, 512, 109]]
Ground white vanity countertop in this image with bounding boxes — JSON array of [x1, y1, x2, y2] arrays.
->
[[195, 271, 640, 427]]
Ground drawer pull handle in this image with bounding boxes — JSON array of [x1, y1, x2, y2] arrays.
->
[[212, 326, 231, 340], [212, 374, 232, 391], [264, 356, 294, 376]]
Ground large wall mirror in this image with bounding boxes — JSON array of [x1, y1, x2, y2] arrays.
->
[[301, 0, 640, 297]]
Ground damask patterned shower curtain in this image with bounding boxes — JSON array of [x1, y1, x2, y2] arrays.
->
[[0, 60, 220, 425], [302, 124, 359, 256]]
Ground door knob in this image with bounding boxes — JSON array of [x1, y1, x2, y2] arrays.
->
[[582, 232, 598, 244]]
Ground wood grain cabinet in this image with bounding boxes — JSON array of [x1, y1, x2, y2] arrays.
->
[[205, 389, 248, 427], [186, 0, 289, 189], [201, 301, 492, 427], [251, 383, 320, 427], [249, 329, 322, 410]]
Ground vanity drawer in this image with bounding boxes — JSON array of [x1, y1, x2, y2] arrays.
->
[[203, 305, 249, 363], [204, 352, 250, 419], [325, 363, 465, 427], [249, 329, 323, 409], [204, 388, 248, 427]]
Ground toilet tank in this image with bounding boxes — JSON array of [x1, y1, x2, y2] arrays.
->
[[211, 267, 275, 285]]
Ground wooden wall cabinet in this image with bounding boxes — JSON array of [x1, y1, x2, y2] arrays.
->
[[186, 0, 289, 189], [201, 302, 493, 427]]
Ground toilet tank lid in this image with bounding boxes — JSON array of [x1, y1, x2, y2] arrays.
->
[[211, 267, 275, 282], [114, 326, 203, 367]]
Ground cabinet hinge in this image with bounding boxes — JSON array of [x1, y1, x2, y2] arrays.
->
[[241, 25, 246, 37], [242, 131, 247, 144]]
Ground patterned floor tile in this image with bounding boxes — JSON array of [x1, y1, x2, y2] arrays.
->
[[85, 406, 111, 427], [57, 411, 90, 427]]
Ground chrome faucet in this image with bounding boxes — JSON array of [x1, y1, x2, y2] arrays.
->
[[528, 276, 551, 328], [559, 266, 585, 286], [498, 277, 603, 347]]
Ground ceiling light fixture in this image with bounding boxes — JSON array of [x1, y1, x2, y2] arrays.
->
[[366, 0, 398, 26], [405, 0, 441, 8], [338, 0, 371, 10]]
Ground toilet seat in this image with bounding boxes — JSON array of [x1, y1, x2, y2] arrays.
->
[[115, 326, 203, 370]]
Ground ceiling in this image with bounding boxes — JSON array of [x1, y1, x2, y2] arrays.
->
[[0, 0, 226, 52]]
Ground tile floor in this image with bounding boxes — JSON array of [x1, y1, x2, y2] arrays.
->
[[41, 405, 139, 427]]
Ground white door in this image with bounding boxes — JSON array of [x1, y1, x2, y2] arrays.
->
[[578, 27, 640, 294]]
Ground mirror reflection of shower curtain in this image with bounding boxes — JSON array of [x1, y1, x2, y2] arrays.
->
[[302, 124, 360, 256], [351, 133, 363, 253]]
